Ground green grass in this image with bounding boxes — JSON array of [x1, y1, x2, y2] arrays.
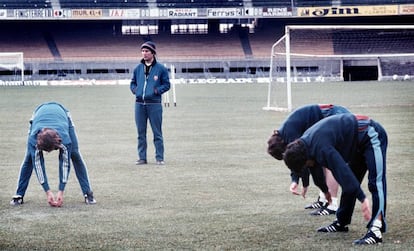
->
[[0, 82, 413, 250]]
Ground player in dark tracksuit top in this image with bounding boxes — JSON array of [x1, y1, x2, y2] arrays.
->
[[283, 113, 387, 245], [267, 104, 350, 215]]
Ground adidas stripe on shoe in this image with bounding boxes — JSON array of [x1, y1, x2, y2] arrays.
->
[[353, 230, 382, 245], [304, 200, 326, 209], [10, 195, 24, 206], [310, 207, 336, 216], [317, 220, 348, 232]]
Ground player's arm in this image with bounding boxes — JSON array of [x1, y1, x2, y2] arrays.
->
[[155, 66, 171, 95], [309, 165, 328, 193], [322, 147, 366, 202], [130, 68, 138, 94]]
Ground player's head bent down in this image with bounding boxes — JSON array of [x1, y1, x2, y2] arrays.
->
[[36, 128, 62, 152], [267, 130, 286, 160], [283, 139, 307, 176]]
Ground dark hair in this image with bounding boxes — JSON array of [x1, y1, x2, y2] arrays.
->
[[267, 131, 286, 160], [36, 128, 62, 152], [283, 139, 307, 176]]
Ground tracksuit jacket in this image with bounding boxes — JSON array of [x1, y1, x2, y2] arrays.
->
[[130, 58, 170, 161], [130, 58, 170, 103], [299, 113, 387, 231], [16, 102, 93, 196], [277, 104, 350, 188], [25, 102, 71, 192]]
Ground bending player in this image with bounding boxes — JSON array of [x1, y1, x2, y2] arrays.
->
[[10, 102, 96, 207], [283, 113, 387, 245], [267, 104, 350, 215]]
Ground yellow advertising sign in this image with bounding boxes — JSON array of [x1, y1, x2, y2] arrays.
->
[[298, 5, 398, 17], [72, 9, 103, 18]]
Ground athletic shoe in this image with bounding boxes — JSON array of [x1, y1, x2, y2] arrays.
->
[[10, 195, 24, 206], [156, 160, 165, 165], [310, 207, 336, 216], [304, 199, 326, 209], [353, 230, 382, 245], [317, 220, 349, 232], [136, 159, 147, 165], [84, 192, 96, 205]]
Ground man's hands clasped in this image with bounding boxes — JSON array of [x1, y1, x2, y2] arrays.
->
[[46, 190, 64, 207]]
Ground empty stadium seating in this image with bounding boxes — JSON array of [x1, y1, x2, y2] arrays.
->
[[59, 0, 148, 9], [156, 0, 243, 8], [1, 0, 51, 9]]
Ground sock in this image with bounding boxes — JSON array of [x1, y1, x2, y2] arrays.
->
[[318, 191, 327, 203], [370, 219, 382, 238], [327, 197, 338, 211]]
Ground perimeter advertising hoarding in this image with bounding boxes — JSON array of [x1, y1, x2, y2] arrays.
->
[[0, 5, 411, 20], [298, 5, 399, 17]]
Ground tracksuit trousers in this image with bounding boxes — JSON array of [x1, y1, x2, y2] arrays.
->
[[135, 102, 164, 162], [336, 116, 388, 232]]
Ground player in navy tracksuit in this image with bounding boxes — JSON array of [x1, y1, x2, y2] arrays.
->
[[267, 104, 350, 215], [130, 41, 170, 165], [283, 113, 387, 245], [10, 102, 96, 207]]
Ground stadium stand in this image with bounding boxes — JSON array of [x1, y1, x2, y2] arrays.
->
[[293, 0, 332, 7], [341, 0, 414, 6], [333, 30, 414, 55], [59, 0, 148, 8], [0, 26, 53, 60], [252, 0, 292, 7], [1, 0, 51, 9], [0, 0, 413, 81], [156, 0, 243, 8]]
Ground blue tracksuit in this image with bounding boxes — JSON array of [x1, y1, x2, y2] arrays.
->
[[130, 58, 170, 161], [15, 102, 93, 195], [299, 113, 387, 232], [277, 104, 350, 187]]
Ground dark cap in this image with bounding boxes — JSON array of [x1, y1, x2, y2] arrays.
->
[[141, 41, 156, 54]]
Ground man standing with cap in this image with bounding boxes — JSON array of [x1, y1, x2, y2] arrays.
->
[[130, 41, 170, 165]]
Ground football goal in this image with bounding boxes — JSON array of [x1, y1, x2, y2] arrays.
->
[[0, 52, 24, 83], [264, 25, 414, 112]]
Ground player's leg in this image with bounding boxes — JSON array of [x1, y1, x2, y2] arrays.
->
[[135, 103, 148, 163], [353, 124, 387, 245], [68, 121, 96, 204], [11, 148, 33, 205], [318, 156, 367, 232], [310, 168, 338, 215], [148, 103, 164, 164]]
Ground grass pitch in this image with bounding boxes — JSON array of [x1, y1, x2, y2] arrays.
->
[[0, 81, 413, 250]]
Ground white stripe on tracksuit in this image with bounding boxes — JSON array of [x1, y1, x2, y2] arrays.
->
[[61, 144, 70, 183], [34, 149, 45, 184]]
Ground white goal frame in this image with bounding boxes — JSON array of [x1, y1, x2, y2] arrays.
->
[[263, 25, 414, 112], [0, 52, 24, 82]]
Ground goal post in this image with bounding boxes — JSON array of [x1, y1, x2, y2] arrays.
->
[[264, 25, 414, 112], [0, 52, 24, 82]]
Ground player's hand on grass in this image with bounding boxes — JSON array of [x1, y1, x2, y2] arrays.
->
[[55, 190, 64, 207], [46, 190, 57, 207], [361, 198, 371, 221], [290, 182, 300, 195]]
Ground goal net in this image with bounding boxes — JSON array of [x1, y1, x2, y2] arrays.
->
[[0, 52, 24, 82], [264, 25, 414, 112]]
